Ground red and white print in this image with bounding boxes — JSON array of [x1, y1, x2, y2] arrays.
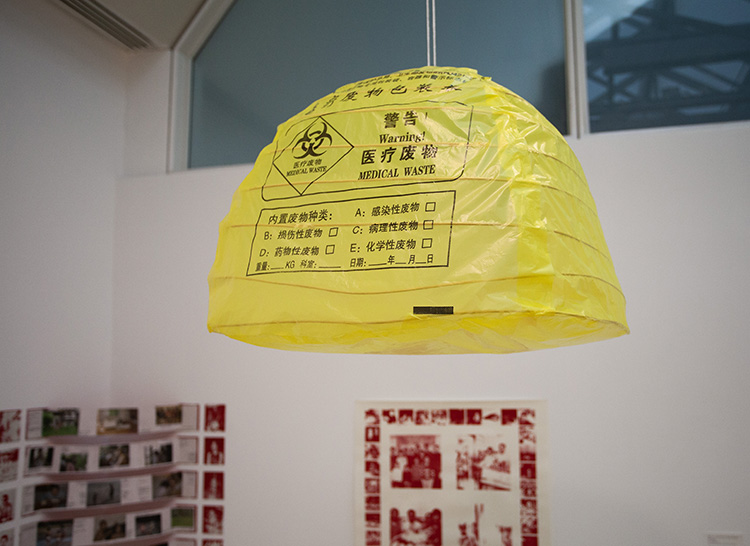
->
[[356, 401, 548, 546]]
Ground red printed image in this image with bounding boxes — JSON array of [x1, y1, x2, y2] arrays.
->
[[390, 508, 441, 546], [519, 425, 537, 462], [204, 438, 225, 465], [0, 411, 21, 443], [390, 435, 441, 489], [203, 472, 224, 500], [203, 505, 223, 535], [205, 405, 226, 432], [456, 435, 511, 491], [520, 500, 538, 535]]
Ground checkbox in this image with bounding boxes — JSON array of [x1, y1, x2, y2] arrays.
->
[[425, 202, 436, 212], [326, 244, 336, 254], [329, 227, 339, 237], [421, 238, 433, 249], [423, 220, 434, 230]]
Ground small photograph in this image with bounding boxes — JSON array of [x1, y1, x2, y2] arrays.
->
[[27, 446, 54, 471], [36, 519, 73, 546], [0, 489, 14, 522], [33, 483, 68, 510], [205, 405, 226, 432], [156, 405, 182, 425], [59, 450, 87, 472], [466, 409, 482, 425], [365, 512, 380, 528], [204, 438, 225, 465], [96, 408, 138, 435], [93, 514, 126, 542], [0, 410, 21, 443], [382, 409, 396, 424], [202, 505, 223, 535], [365, 460, 380, 478], [364, 442, 380, 460], [41, 409, 79, 437], [0, 449, 19, 482], [179, 436, 199, 464], [502, 409, 518, 425], [153, 472, 183, 499], [144, 442, 173, 466], [518, 409, 535, 426], [86, 481, 121, 507], [0, 530, 13, 546], [203, 472, 224, 500], [390, 435, 441, 489], [365, 495, 380, 512], [483, 411, 501, 423], [135, 513, 162, 537], [520, 463, 536, 481], [520, 478, 537, 498], [171, 505, 196, 531], [519, 425, 537, 461], [365, 478, 379, 495], [390, 508, 441, 546], [456, 434, 511, 491], [366, 529, 380, 546], [397, 410, 413, 424], [430, 409, 447, 425], [98, 444, 129, 468], [415, 409, 431, 425], [365, 427, 379, 442], [364, 408, 379, 426], [520, 499, 538, 535], [449, 409, 465, 425]]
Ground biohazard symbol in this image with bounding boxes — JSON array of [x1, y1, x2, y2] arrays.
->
[[267, 116, 353, 200], [292, 120, 332, 159]]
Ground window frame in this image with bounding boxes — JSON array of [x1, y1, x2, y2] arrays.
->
[[170, 0, 750, 171]]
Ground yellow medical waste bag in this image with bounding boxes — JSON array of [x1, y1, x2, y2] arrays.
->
[[208, 66, 628, 354]]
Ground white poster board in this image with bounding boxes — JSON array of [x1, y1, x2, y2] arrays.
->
[[355, 401, 549, 546]]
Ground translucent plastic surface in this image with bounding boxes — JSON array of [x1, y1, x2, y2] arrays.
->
[[208, 67, 628, 354]]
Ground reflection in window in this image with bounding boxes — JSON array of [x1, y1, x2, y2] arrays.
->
[[585, 0, 750, 132]]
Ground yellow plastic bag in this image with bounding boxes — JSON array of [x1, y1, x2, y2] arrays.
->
[[208, 67, 628, 354]]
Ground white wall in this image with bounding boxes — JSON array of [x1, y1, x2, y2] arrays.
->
[[0, 0, 127, 407], [112, 122, 750, 545]]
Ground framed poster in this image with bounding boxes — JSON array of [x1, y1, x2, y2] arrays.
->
[[355, 401, 549, 546]]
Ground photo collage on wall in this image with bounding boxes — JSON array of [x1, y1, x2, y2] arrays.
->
[[355, 401, 548, 546], [0, 403, 226, 546]]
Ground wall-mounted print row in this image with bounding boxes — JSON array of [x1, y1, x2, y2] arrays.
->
[[21, 471, 198, 515], [18, 504, 191, 546], [26, 405, 199, 440], [355, 401, 549, 546], [24, 437, 198, 477]]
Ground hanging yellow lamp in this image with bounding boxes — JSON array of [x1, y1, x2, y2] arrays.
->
[[207, 66, 628, 354]]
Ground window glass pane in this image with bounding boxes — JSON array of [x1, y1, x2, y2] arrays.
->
[[189, 0, 569, 169], [585, 0, 750, 132], [189, 0, 426, 168], [435, 0, 568, 134]]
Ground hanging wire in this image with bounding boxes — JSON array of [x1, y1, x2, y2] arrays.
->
[[425, 0, 437, 66]]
